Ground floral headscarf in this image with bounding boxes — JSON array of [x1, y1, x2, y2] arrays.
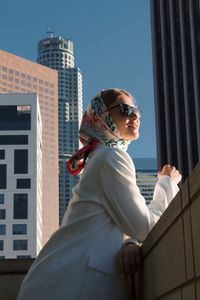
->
[[67, 93, 130, 176]]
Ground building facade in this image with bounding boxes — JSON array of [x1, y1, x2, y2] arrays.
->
[[37, 35, 83, 222], [150, 0, 200, 181], [0, 50, 59, 245], [134, 158, 157, 205], [0, 93, 42, 258]]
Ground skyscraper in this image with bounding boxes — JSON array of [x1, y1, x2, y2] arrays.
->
[[150, 0, 200, 181], [0, 50, 59, 245], [37, 34, 83, 222], [134, 158, 157, 205]]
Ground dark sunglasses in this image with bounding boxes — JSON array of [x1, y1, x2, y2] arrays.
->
[[104, 103, 141, 118]]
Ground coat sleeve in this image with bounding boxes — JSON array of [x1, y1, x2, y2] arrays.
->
[[100, 148, 179, 243]]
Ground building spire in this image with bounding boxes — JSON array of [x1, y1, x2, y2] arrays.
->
[[46, 27, 54, 38]]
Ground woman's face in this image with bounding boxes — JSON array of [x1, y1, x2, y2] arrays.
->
[[108, 94, 140, 141]]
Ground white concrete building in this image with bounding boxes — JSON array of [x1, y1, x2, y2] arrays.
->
[[0, 93, 42, 258]]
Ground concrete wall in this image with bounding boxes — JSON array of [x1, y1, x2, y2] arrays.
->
[[0, 161, 200, 300], [0, 259, 34, 300], [142, 161, 200, 299]]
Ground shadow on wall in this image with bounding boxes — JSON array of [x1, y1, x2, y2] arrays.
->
[[141, 161, 200, 300]]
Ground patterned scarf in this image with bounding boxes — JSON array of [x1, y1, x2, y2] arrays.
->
[[67, 94, 130, 176]]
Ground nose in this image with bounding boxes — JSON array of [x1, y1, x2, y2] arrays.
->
[[130, 113, 140, 122]]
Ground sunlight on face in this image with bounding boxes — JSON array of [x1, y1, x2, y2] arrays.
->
[[108, 94, 140, 141]]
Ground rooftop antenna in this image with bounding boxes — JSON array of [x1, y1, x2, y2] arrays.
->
[[46, 27, 54, 38]]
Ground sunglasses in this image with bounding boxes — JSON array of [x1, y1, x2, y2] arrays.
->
[[104, 103, 141, 118]]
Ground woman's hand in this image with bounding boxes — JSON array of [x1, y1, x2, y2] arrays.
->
[[116, 243, 142, 299], [158, 164, 182, 183], [116, 243, 142, 277]]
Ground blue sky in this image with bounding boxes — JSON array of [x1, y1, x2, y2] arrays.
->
[[0, 0, 156, 158]]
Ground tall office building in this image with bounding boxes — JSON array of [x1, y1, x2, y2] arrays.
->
[[0, 50, 59, 245], [0, 93, 42, 258], [37, 34, 83, 222], [150, 0, 200, 181], [134, 158, 157, 205]]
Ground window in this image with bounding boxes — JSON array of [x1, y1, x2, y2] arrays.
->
[[0, 209, 6, 219], [0, 105, 31, 130], [0, 135, 28, 145], [13, 240, 28, 250], [0, 194, 4, 204], [17, 179, 31, 189], [13, 224, 27, 235], [17, 255, 31, 259], [0, 165, 6, 189], [0, 150, 5, 159], [13, 194, 28, 219], [0, 225, 6, 235], [0, 240, 4, 251], [14, 150, 28, 174]]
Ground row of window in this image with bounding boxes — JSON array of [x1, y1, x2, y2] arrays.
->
[[0, 256, 31, 259], [0, 194, 4, 204], [0, 224, 27, 235], [0, 178, 31, 193], [0, 150, 5, 159], [0, 239, 28, 251], [0, 193, 28, 219], [1, 78, 51, 93], [0, 149, 28, 189], [0, 105, 31, 131], [0, 67, 54, 87], [0, 135, 28, 145], [40, 59, 73, 65], [39, 53, 73, 59]]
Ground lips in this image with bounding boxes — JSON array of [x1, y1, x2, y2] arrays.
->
[[128, 125, 138, 129]]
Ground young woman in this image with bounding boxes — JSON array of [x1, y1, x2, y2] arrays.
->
[[17, 88, 181, 300]]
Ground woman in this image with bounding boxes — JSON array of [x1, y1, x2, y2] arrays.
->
[[17, 88, 181, 300]]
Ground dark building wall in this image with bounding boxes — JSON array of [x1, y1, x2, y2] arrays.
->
[[151, 0, 200, 181]]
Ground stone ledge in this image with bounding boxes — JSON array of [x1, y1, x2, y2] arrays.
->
[[0, 259, 34, 274], [142, 161, 200, 299], [143, 190, 182, 257]]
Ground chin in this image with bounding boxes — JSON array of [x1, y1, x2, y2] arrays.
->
[[132, 133, 139, 141], [125, 133, 139, 141]]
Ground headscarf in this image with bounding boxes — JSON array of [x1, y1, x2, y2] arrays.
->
[[67, 93, 130, 176]]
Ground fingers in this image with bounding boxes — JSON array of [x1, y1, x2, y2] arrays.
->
[[160, 164, 172, 176], [170, 167, 182, 183], [116, 249, 124, 275], [159, 164, 182, 182], [116, 243, 142, 277], [127, 274, 136, 299]]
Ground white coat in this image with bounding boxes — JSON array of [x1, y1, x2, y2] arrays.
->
[[17, 145, 179, 300]]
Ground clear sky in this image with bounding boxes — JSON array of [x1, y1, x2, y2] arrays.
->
[[0, 0, 156, 158]]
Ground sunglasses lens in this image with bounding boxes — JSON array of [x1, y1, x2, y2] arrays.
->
[[119, 104, 128, 116], [119, 104, 140, 117]]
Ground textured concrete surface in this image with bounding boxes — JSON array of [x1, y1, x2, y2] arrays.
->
[[143, 161, 200, 299]]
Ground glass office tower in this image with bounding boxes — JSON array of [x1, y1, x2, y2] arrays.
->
[[134, 158, 157, 205], [37, 35, 83, 222], [150, 0, 200, 181]]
